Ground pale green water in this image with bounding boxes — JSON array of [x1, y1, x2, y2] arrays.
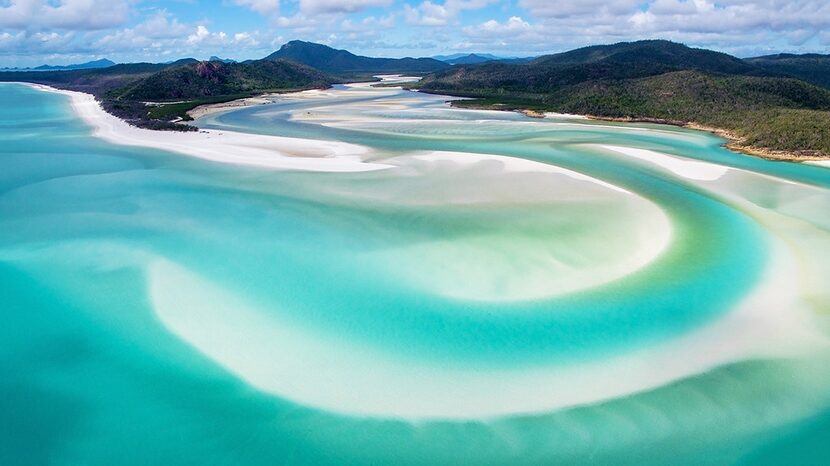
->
[[2, 82, 830, 464]]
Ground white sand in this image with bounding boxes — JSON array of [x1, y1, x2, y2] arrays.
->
[[23, 83, 391, 173], [404, 151, 632, 193], [806, 160, 830, 168], [12, 80, 827, 421], [186, 96, 273, 119], [597, 144, 730, 181], [367, 151, 672, 302], [543, 112, 587, 119], [148, 236, 825, 420]]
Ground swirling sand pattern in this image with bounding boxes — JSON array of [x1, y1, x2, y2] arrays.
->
[[2, 80, 830, 464]]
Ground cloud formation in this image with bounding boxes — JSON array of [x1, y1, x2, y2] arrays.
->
[[0, 0, 130, 31], [0, 0, 828, 67]]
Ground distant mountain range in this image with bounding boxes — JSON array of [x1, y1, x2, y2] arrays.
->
[[418, 40, 830, 158], [433, 53, 534, 65], [1, 58, 116, 72], [420, 40, 830, 94], [265, 40, 448, 74], [114, 59, 330, 101], [745, 53, 830, 89], [2, 39, 829, 156]]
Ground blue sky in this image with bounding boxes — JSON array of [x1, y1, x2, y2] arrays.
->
[[1, 0, 829, 67]]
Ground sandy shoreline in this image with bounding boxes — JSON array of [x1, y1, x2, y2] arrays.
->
[[186, 96, 274, 119], [449, 99, 829, 163], [19, 83, 391, 172], [187, 75, 424, 120], [682, 122, 830, 163], [590, 117, 830, 163]]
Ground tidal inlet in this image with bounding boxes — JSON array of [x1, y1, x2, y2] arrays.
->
[[2, 77, 830, 466]]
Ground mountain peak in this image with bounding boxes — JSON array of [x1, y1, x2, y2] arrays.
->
[[265, 41, 447, 73], [30, 58, 116, 71], [532, 39, 752, 74]]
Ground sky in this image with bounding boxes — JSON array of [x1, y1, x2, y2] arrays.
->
[[1, 0, 829, 67]]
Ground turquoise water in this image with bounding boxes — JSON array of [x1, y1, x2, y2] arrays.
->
[[2, 82, 830, 464]]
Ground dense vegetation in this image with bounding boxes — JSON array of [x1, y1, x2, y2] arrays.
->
[[0, 59, 198, 95], [747, 54, 830, 89], [102, 59, 332, 129], [420, 41, 760, 94], [3, 38, 830, 154], [0, 57, 334, 130], [418, 40, 830, 158], [0, 40, 447, 131], [112, 60, 331, 101], [266, 40, 449, 74]]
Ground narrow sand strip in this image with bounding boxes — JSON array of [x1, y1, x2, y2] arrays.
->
[[597, 145, 730, 181], [186, 96, 273, 119], [806, 160, 830, 169], [404, 151, 632, 193], [21, 83, 391, 173]]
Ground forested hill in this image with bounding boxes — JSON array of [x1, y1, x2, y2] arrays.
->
[[0, 59, 199, 95], [418, 40, 767, 94], [112, 59, 331, 101], [417, 40, 830, 159], [4, 38, 830, 154], [99, 59, 334, 131], [266, 40, 449, 74], [0, 57, 335, 131], [746, 53, 830, 89], [534, 40, 754, 74]]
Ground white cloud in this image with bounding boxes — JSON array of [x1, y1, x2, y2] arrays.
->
[[0, 30, 77, 54], [477, 16, 531, 35], [233, 32, 260, 46], [519, 0, 642, 19], [95, 11, 189, 50], [341, 14, 396, 32], [187, 25, 211, 45], [0, 0, 130, 31], [405, 0, 496, 26], [455, 0, 830, 56], [234, 0, 280, 16], [299, 0, 392, 15], [3, 0, 830, 66], [460, 15, 543, 50]]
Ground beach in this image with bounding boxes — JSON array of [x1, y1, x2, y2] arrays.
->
[[185, 95, 274, 119], [4, 77, 830, 464], [22, 83, 391, 172]]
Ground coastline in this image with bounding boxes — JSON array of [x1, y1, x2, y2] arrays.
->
[[585, 117, 830, 163], [18, 80, 830, 170], [446, 100, 830, 163], [186, 75, 424, 119], [573, 115, 828, 163], [186, 95, 275, 119], [18, 83, 390, 173]]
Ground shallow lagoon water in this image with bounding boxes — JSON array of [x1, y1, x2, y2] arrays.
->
[[2, 81, 830, 464]]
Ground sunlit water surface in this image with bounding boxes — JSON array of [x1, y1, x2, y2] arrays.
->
[[2, 81, 830, 465]]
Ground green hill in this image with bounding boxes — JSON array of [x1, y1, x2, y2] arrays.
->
[[0, 59, 198, 95], [1, 57, 332, 130], [534, 40, 754, 74], [97, 59, 334, 130], [544, 71, 830, 154], [747, 53, 830, 89], [417, 41, 830, 159], [6, 39, 830, 151], [113, 59, 331, 101], [265, 40, 449, 74], [419, 41, 762, 94]]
